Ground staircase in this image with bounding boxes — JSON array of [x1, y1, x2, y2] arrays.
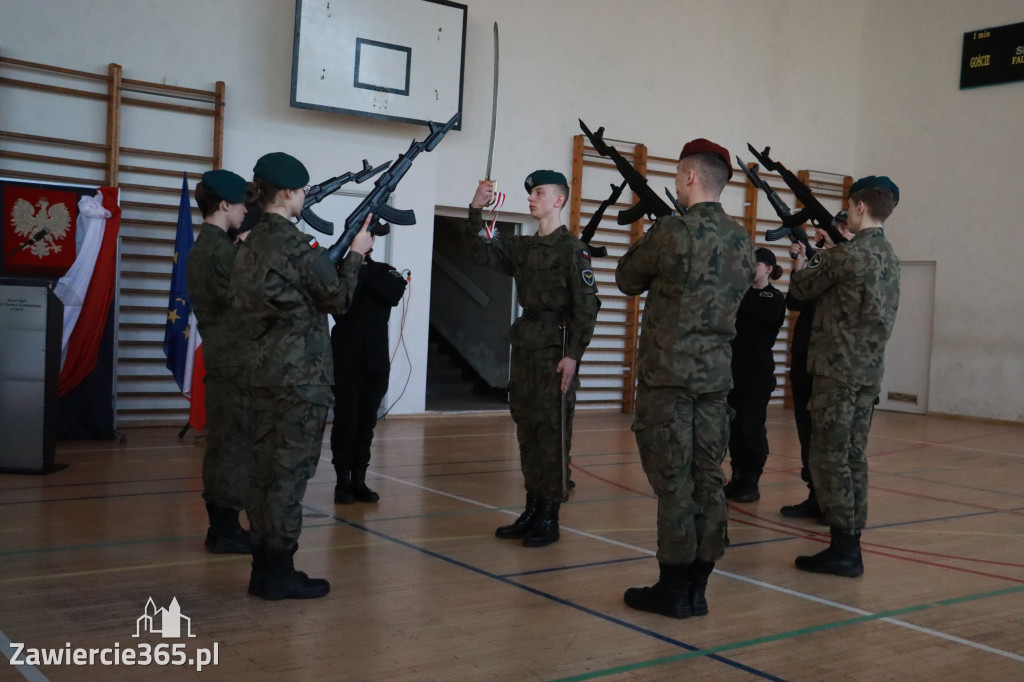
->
[[425, 328, 507, 411]]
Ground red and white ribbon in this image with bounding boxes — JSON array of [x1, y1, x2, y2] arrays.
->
[[484, 191, 506, 239]]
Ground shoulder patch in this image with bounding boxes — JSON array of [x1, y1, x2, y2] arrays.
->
[[308, 236, 319, 249], [807, 252, 824, 269], [581, 268, 595, 287]]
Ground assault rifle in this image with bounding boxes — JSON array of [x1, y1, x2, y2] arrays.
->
[[328, 111, 461, 266], [745, 144, 847, 248], [579, 119, 675, 225], [735, 155, 815, 258], [233, 159, 389, 238], [578, 180, 627, 258], [300, 160, 391, 235]]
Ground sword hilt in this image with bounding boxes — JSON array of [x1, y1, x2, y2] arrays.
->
[[480, 179, 499, 208]]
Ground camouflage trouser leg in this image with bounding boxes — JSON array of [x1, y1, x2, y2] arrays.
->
[[509, 344, 576, 501], [633, 385, 730, 566], [201, 376, 254, 510], [807, 376, 877, 530], [247, 386, 330, 552]]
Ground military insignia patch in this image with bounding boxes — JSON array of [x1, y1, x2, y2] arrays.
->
[[807, 252, 824, 269], [582, 269, 595, 287]]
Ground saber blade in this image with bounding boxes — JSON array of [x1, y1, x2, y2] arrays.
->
[[485, 21, 499, 180]]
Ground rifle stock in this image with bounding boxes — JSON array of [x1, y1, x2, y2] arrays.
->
[[327, 111, 460, 267]]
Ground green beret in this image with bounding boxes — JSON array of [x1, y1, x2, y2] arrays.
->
[[200, 169, 247, 204], [253, 152, 309, 190], [524, 169, 568, 193], [849, 175, 899, 206]]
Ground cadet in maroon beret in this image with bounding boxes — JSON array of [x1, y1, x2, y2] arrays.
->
[[616, 138, 755, 619]]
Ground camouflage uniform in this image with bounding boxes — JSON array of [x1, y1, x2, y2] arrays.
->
[[230, 212, 363, 552], [616, 203, 754, 566], [186, 222, 252, 511], [789, 227, 900, 530], [462, 207, 600, 501]]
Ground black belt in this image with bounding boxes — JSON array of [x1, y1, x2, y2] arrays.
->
[[521, 308, 566, 324]]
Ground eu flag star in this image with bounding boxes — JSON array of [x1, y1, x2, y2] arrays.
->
[[167, 308, 181, 324]]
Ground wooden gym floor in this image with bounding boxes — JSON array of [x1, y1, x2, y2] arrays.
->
[[1, 406, 1023, 681]]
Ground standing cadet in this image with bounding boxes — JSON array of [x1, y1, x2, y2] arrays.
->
[[779, 211, 852, 520], [329, 252, 407, 504], [186, 169, 252, 554], [788, 176, 900, 577], [724, 247, 786, 503], [464, 172, 600, 548], [230, 152, 375, 600], [616, 139, 754, 619]]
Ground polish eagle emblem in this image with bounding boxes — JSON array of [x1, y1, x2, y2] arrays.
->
[[10, 197, 71, 258]]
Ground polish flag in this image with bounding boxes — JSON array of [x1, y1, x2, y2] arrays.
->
[[55, 187, 120, 396], [183, 313, 207, 432]]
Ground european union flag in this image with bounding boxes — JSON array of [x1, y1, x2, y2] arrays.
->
[[163, 173, 194, 389]]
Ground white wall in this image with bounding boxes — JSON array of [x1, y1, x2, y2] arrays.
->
[[855, 0, 1024, 422], [2, 0, 1018, 421]]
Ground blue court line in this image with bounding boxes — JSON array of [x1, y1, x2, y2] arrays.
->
[[312, 502, 785, 681], [868, 509, 999, 530]]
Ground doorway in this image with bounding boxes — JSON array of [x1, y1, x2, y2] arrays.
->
[[426, 215, 515, 411], [878, 261, 936, 414]]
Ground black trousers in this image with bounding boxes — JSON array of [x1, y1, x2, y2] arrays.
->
[[727, 387, 771, 474], [330, 370, 389, 471], [789, 351, 814, 488]]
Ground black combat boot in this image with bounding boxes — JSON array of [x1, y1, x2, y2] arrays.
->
[[730, 470, 762, 503], [495, 492, 538, 539], [204, 503, 252, 554], [624, 563, 692, 619], [351, 467, 380, 503], [248, 545, 267, 596], [522, 498, 560, 547], [688, 559, 715, 616], [260, 545, 331, 600], [334, 466, 354, 504], [780, 492, 822, 519], [723, 466, 745, 498], [795, 528, 863, 577]]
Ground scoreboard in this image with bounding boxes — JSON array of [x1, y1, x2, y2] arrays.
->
[[960, 20, 1024, 89]]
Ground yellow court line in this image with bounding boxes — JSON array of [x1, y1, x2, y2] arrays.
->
[[0, 537, 393, 585]]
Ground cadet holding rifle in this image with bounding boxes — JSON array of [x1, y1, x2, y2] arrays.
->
[[616, 139, 754, 619], [230, 152, 375, 600], [788, 176, 900, 578], [464, 172, 600, 548]]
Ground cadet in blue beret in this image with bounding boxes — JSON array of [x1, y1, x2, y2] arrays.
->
[[187, 168, 253, 556], [229, 151, 375, 600], [788, 174, 901, 578], [465, 170, 600, 548]]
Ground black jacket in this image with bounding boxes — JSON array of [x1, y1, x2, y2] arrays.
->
[[331, 257, 407, 373]]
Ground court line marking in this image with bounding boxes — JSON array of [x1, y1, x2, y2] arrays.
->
[[374, 472, 1024, 666], [1, 628, 49, 681]]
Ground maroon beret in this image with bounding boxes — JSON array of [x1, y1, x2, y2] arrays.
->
[[678, 138, 733, 180]]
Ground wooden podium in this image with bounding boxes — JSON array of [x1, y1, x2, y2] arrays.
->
[[0, 279, 65, 473]]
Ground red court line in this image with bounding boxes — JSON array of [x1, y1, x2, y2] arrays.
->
[[573, 461, 1024, 582], [871, 485, 1024, 518], [728, 505, 1024, 582]]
